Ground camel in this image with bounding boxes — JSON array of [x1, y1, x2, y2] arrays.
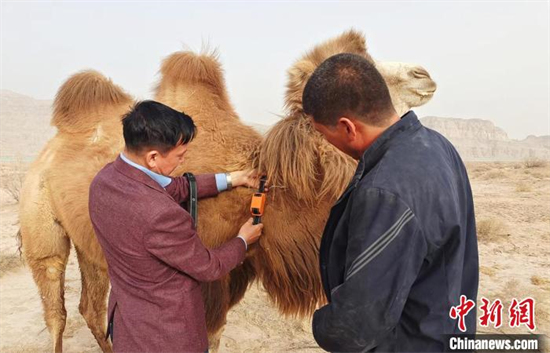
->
[[18, 29, 436, 353]]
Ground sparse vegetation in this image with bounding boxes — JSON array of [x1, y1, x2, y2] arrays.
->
[[0, 156, 27, 202], [481, 169, 505, 180], [515, 182, 532, 193], [0, 253, 24, 277], [531, 275, 550, 287], [523, 157, 548, 169], [477, 218, 507, 242], [480, 266, 497, 277]]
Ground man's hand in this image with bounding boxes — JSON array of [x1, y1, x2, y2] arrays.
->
[[230, 169, 268, 190], [238, 218, 263, 245]]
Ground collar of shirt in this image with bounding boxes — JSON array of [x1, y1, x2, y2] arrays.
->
[[354, 110, 421, 180], [119, 153, 172, 188]]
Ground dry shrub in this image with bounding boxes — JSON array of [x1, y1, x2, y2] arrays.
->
[[2, 172, 25, 202], [481, 170, 502, 180], [477, 218, 507, 242], [515, 182, 533, 193], [480, 266, 497, 277], [0, 156, 27, 202], [0, 253, 24, 277], [523, 157, 548, 169], [466, 162, 493, 178], [511, 163, 523, 170], [531, 275, 550, 287], [529, 171, 547, 180]]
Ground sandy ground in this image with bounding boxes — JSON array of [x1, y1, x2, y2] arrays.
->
[[1, 162, 549, 352]]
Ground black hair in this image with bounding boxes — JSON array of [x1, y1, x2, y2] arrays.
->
[[302, 53, 394, 126], [122, 100, 196, 154]]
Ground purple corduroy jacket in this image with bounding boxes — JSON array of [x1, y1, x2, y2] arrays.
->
[[89, 156, 246, 353]]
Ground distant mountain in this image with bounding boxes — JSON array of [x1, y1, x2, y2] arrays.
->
[[0, 90, 55, 162], [1, 90, 548, 162], [522, 135, 550, 146], [421, 116, 549, 161]]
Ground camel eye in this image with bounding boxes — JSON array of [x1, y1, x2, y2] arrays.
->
[[412, 67, 430, 79]]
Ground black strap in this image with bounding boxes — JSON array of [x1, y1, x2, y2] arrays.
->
[[183, 173, 198, 226], [105, 302, 116, 342], [106, 317, 113, 342]]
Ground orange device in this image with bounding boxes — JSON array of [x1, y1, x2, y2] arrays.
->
[[250, 176, 267, 225]]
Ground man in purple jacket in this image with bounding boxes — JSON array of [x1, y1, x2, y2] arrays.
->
[[89, 100, 263, 353]]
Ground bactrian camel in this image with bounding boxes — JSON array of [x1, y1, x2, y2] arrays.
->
[[19, 29, 436, 353]]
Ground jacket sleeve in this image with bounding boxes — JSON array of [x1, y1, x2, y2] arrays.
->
[[164, 173, 219, 203], [312, 187, 428, 352], [144, 207, 246, 282]]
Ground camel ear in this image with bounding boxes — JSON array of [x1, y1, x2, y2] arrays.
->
[[283, 28, 373, 116], [335, 29, 368, 54], [52, 70, 132, 133]]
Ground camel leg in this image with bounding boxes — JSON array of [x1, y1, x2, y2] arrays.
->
[[75, 247, 112, 353], [24, 228, 70, 353]]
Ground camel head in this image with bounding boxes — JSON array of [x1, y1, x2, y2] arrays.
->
[[376, 61, 437, 116], [284, 29, 436, 117], [261, 29, 439, 208]]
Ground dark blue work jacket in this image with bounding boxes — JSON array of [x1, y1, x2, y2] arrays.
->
[[313, 111, 479, 352]]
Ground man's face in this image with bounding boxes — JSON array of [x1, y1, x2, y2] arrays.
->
[[147, 143, 188, 176], [311, 117, 363, 160]]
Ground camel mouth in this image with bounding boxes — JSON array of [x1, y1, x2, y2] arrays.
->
[[414, 83, 437, 99], [419, 89, 436, 97]]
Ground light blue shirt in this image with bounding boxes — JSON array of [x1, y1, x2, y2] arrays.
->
[[120, 153, 227, 192], [119, 153, 247, 249]]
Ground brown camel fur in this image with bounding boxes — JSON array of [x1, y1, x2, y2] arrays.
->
[[18, 29, 436, 352]]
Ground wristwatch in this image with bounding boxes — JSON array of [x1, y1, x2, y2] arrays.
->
[[225, 172, 233, 190]]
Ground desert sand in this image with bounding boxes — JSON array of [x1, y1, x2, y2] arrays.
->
[[1, 161, 549, 352]]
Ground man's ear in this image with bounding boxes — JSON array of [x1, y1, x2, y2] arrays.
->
[[145, 150, 160, 169], [338, 117, 357, 141]]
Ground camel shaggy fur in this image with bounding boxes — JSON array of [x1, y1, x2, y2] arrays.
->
[[18, 29, 436, 352]]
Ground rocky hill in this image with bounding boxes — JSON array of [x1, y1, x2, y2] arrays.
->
[[421, 116, 549, 161], [0, 90, 55, 162]]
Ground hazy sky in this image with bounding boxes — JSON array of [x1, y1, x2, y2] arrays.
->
[[1, 1, 548, 139]]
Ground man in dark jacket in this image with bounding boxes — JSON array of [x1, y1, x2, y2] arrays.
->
[[302, 53, 478, 352], [89, 101, 263, 353]]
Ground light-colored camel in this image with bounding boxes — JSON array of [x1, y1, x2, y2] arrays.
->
[[18, 29, 436, 353]]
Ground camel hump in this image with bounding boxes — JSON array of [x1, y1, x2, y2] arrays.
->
[[284, 29, 373, 115], [159, 50, 226, 90], [51, 70, 132, 132]]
